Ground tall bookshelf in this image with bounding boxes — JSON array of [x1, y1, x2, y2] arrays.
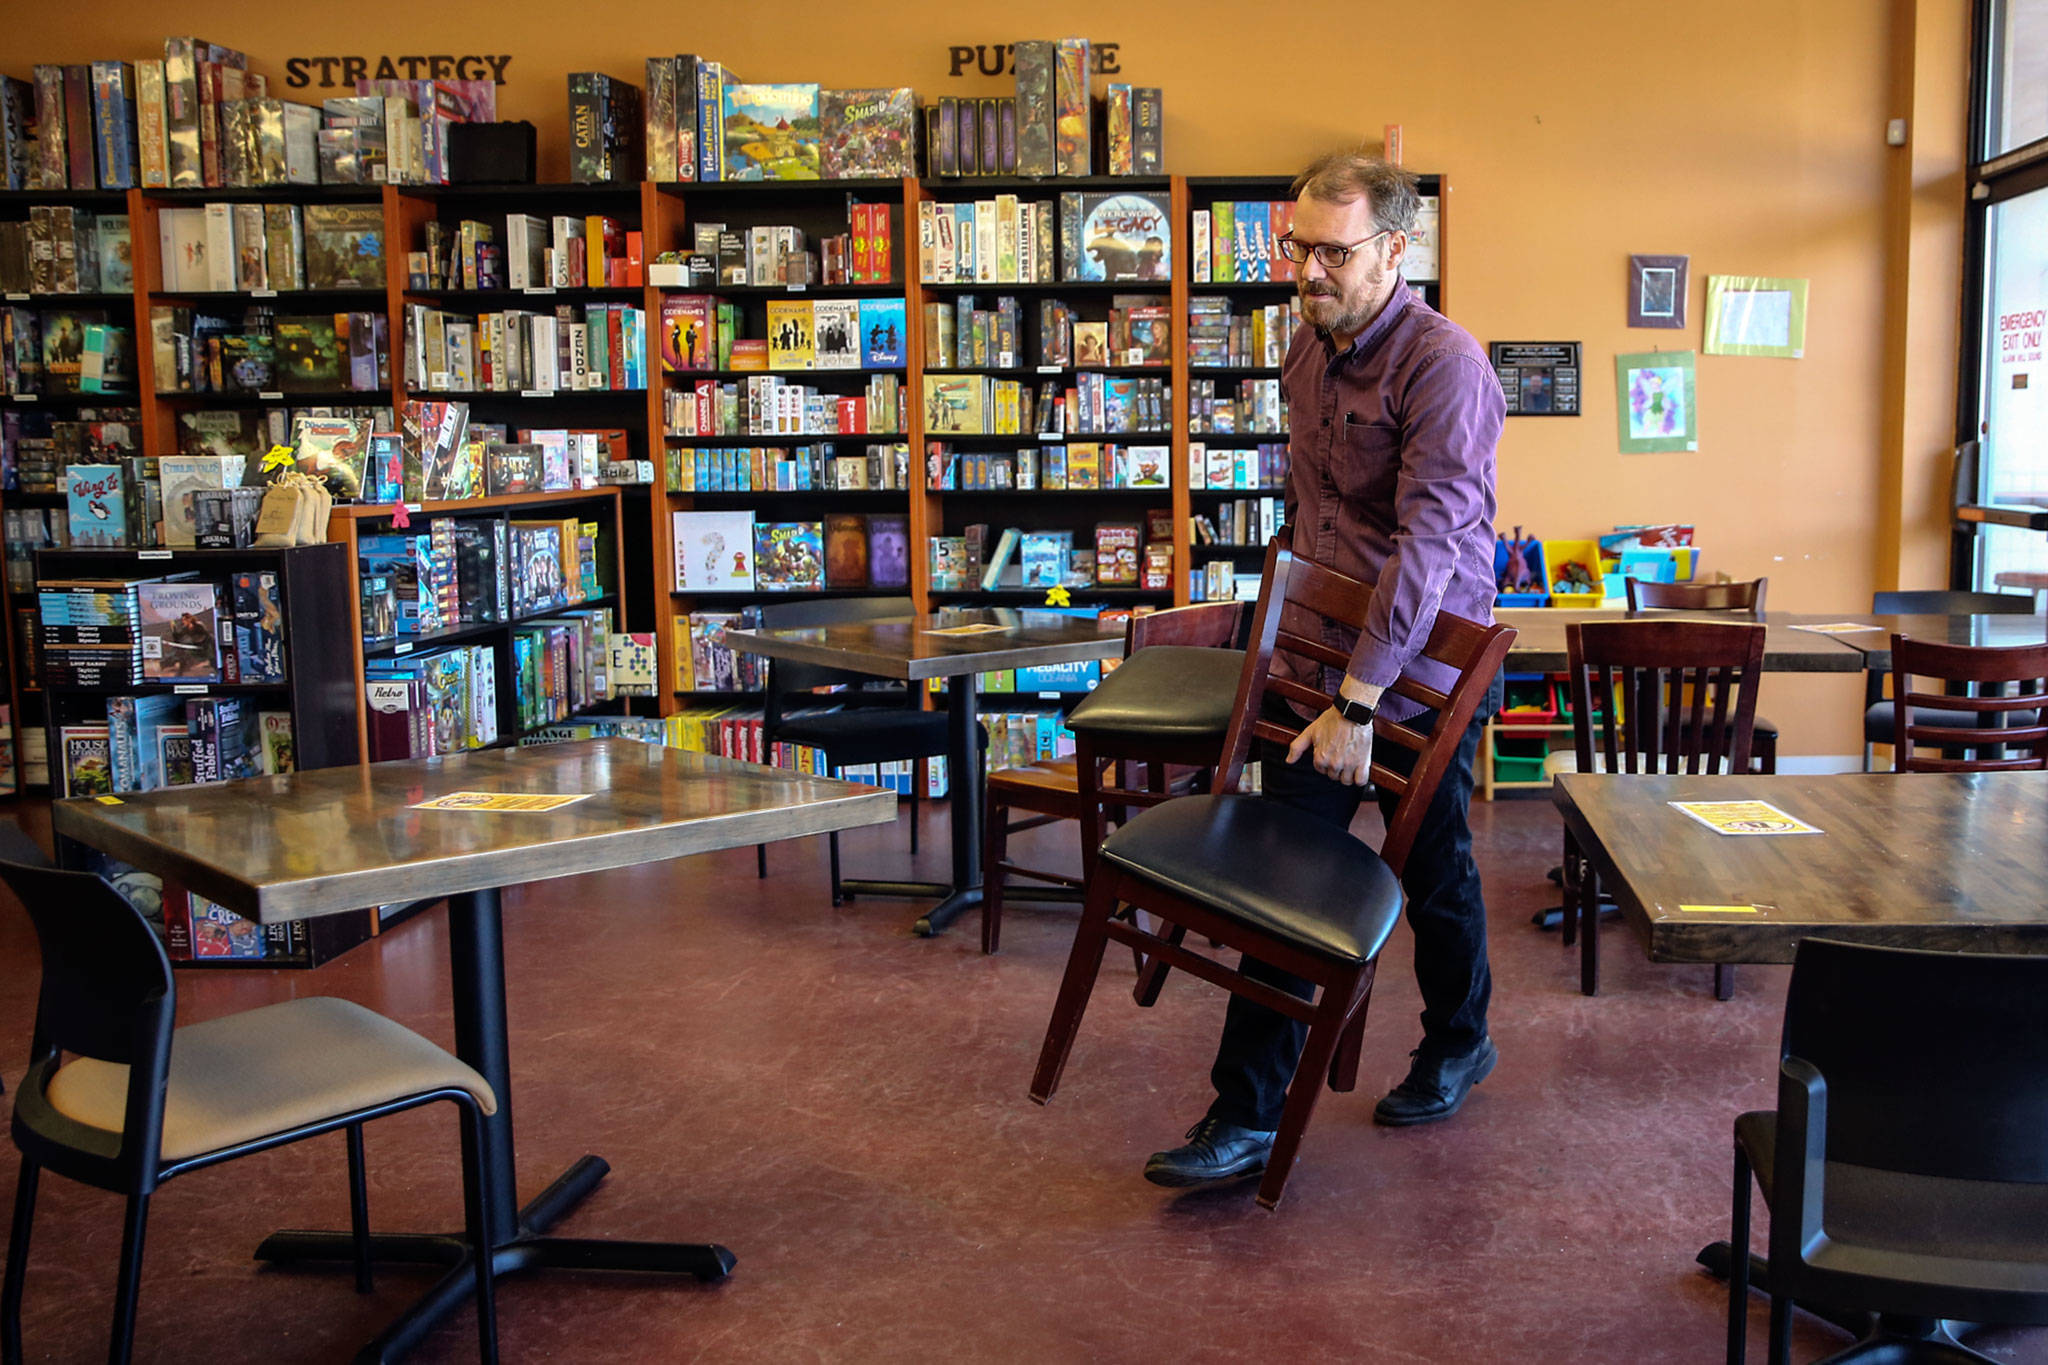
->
[[0, 172, 1451, 760]]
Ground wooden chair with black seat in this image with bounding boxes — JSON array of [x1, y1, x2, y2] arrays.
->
[[980, 600, 1245, 954], [1557, 617, 1765, 1000], [1863, 590, 2037, 770], [1888, 633, 2048, 773], [0, 826, 499, 1365], [1626, 576, 1776, 773], [750, 596, 961, 905], [1726, 939, 2048, 1365], [1027, 541, 1515, 1209]]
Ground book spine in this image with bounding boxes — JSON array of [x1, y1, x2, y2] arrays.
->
[[1134, 87, 1163, 175], [644, 57, 676, 183], [63, 66, 96, 191], [567, 73, 600, 183], [135, 61, 168, 188], [695, 61, 723, 182]]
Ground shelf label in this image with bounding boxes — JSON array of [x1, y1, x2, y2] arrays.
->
[[524, 285, 557, 296], [137, 549, 173, 560], [520, 388, 547, 398], [173, 683, 208, 695], [258, 390, 284, 401], [251, 288, 278, 299], [404, 503, 422, 512], [394, 641, 415, 655], [1037, 364, 1062, 374], [785, 283, 806, 292], [4, 293, 27, 302], [12, 393, 34, 402]]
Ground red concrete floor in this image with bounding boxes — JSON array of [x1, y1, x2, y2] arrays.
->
[[0, 794, 2043, 1364]]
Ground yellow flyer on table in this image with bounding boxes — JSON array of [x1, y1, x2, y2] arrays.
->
[[924, 622, 1013, 636], [413, 792, 593, 813], [1669, 800, 1822, 836], [1789, 622, 1883, 635]]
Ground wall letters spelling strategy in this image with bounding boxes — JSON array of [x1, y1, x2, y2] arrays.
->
[[284, 56, 512, 88]]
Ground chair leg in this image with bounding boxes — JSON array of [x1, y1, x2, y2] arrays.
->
[[1714, 964, 1737, 1002], [458, 1105, 500, 1365], [908, 785, 920, 856], [3, 1159, 38, 1365], [1728, 1144, 1752, 1365], [982, 795, 1009, 955], [1327, 985, 1376, 1094], [1560, 830, 1579, 947], [1132, 921, 1186, 1007], [1753, 731, 1777, 775], [1029, 872, 1121, 1104], [108, 1191, 151, 1365], [828, 831, 844, 906], [346, 1122, 373, 1294], [1579, 862, 1601, 997], [1256, 977, 1365, 1211], [756, 844, 767, 879]]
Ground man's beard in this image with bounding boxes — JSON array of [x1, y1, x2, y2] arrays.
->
[[1301, 283, 1374, 339]]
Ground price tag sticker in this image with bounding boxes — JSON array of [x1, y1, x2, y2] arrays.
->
[[251, 288, 277, 299], [1037, 364, 1062, 374], [785, 283, 807, 292], [13, 393, 35, 402], [521, 389, 546, 399], [138, 549, 173, 560], [394, 641, 415, 655], [173, 684, 208, 695], [524, 285, 557, 296], [259, 390, 283, 401], [4, 292, 28, 302]]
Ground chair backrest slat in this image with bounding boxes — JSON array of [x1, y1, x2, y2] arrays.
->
[[1566, 620, 1766, 776], [1784, 939, 2048, 1182], [1212, 541, 1516, 876], [1890, 633, 2048, 772], [1127, 600, 1244, 651]]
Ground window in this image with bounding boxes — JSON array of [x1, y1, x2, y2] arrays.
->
[[1984, 0, 2048, 160]]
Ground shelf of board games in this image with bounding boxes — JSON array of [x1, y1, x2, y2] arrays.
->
[[325, 485, 630, 765], [34, 542, 358, 830]]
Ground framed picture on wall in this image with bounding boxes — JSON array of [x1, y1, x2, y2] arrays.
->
[[1628, 254, 1689, 329], [1615, 350, 1698, 453], [1704, 274, 1810, 358]]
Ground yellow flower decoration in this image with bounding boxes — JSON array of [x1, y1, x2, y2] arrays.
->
[[1044, 585, 1072, 607], [260, 444, 297, 473]]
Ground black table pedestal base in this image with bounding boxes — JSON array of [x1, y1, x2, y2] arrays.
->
[[1697, 1240, 1985, 1351], [257, 1155, 734, 1363]]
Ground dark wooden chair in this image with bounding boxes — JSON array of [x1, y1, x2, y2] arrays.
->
[[981, 600, 1245, 954], [0, 826, 499, 1364], [1028, 542, 1515, 1209], [750, 596, 955, 904], [1889, 634, 2048, 772], [1562, 618, 1765, 1000], [1863, 590, 2036, 769], [1626, 576, 1776, 773], [1728, 939, 2048, 1364]]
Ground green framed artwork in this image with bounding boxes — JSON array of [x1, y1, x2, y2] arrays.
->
[[1703, 275, 1809, 358], [1615, 350, 1697, 453]]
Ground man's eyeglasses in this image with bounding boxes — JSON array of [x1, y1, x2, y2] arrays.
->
[[1276, 229, 1396, 270]]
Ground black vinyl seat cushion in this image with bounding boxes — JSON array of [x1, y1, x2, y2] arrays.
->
[[1066, 647, 1244, 742], [773, 708, 971, 769], [1862, 702, 2038, 747], [1098, 794, 1402, 965], [1736, 1110, 2048, 1306]]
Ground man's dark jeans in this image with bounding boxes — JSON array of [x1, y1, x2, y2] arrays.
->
[[1205, 679, 1500, 1131]]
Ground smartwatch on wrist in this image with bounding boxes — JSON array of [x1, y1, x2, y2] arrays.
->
[[1334, 695, 1377, 727]]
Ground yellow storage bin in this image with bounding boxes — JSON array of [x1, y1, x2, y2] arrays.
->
[[1542, 538, 1607, 607]]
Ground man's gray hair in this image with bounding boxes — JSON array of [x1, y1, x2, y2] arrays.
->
[[1291, 150, 1420, 237]]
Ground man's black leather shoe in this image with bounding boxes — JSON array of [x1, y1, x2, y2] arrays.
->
[[1143, 1117, 1277, 1187], [1372, 1035, 1498, 1127]]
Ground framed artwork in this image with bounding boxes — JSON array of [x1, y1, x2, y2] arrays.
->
[[1615, 350, 1698, 453], [1704, 275, 1809, 358], [1628, 254, 1689, 329]]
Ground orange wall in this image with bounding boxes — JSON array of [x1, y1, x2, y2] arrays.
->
[[2, 1, 1970, 756]]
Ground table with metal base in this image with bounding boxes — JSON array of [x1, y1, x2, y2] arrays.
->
[[726, 609, 1126, 937], [52, 741, 896, 1361]]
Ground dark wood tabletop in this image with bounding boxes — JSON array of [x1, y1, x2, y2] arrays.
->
[[724, 607, 1127, 680], [1495, 609, 1873, 673], [1553, 770, 2048, 964], [52, 739, 897, 924], [1772, 612, 2048, 671]]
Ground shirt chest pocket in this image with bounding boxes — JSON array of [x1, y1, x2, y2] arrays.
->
[[1332, 419, 1402, 502]]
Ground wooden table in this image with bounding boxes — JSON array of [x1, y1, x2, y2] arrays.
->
[[1772, 611, 2047, 672], [724, 608, 1128, 937], [1495, 608, 1875, 672], [53, 740, 895, 1363], [1552, 770, 2048, 964]]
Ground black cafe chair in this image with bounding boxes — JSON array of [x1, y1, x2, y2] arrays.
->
[[1727, 938, 2048, 1364], [0, 826, 500, 1364], [1862, 590, 2035, 769]]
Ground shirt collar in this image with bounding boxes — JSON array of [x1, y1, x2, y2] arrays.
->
[[1318, 282, 1413, 364]]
